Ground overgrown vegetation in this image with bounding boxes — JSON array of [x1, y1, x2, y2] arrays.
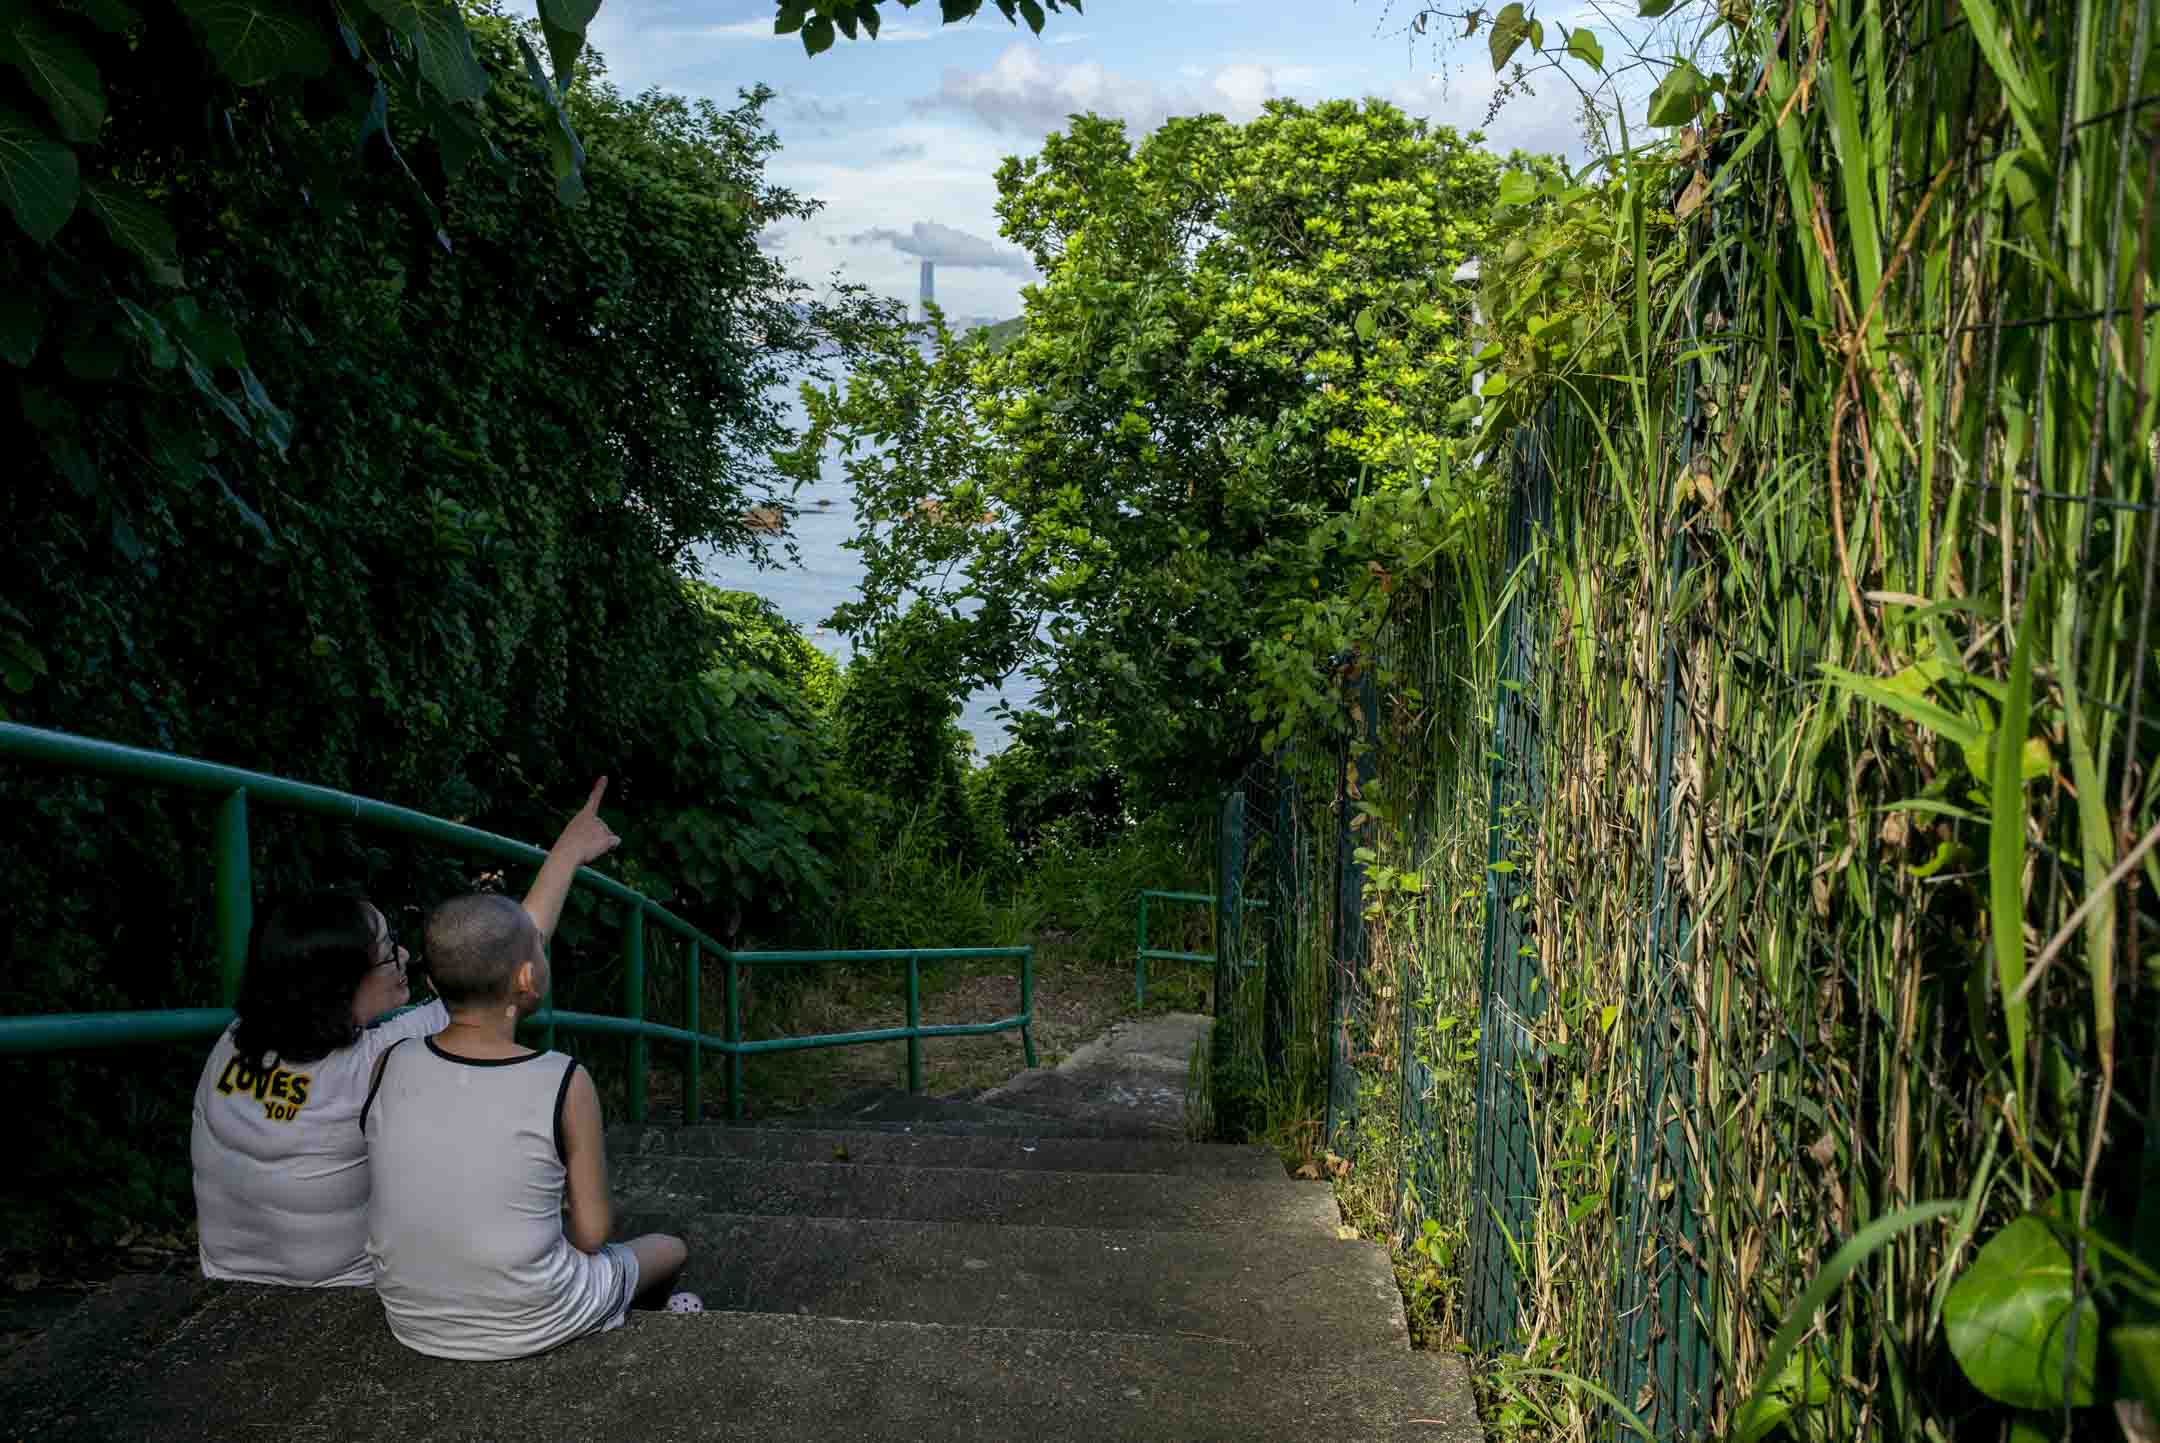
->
[[9, 0, 2149, 1437], [0, 0, 1111, 1251], [1203, 1, 2160, 1439], [784, 98, 1503, 799]]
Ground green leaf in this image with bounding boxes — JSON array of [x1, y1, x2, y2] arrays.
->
[[1820, 664, 1985, 749], [1944, 1216, 2097, 1409], [802, 15, 835, 54], [1354, 307, 1377, 344], [1731, 1354, 1833, 1443], [1018, 0, 1047, 31], [941, 0, 977, 22], [1646, 61, 1708, 126], [0, 293, 41, 366], [2114, 1326, 2160, 1410], [535, 0, 598, 90], [1736, 1202, 1962, 1427], [174, 0, 330, 86], [0, 104, 78, 244], [774, 1, 809, 34], [144, 413, 206, 475], [159, 296, 246, 368], [210, 467, 275, 545], [1497, 170, 1538, 207], [1638, 0, 1677, 13], [1956, 0, 2045, 153], [63, 0, 140, 34], [516, 36, 585, 204], [358, 0, 489, 101], [1989, 611, 2035, 1120], [1566, 26, 1604, 69], [0, 628, 48, 693], [1488, 1, 1528, 70], [0, 8, 107, 143], [417, 88, 488, 178], [61, 320, 124, 380], [84, 180, 182, 285]]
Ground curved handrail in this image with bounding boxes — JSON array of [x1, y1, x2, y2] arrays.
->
[[0, 723, 1036, 1119]]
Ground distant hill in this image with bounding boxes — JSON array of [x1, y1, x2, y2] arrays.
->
[[976, 316, 1025, 349]]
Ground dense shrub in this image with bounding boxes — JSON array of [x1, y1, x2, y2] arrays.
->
[[0, 16, 882, 1248]]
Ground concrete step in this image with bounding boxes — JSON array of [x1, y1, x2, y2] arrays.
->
[[0, 1273, 218, 1439], [35, 1287, 1482, 1443], [739, 1112, 1125, 1140], [610, 1154, 1340, 1235], [785, 1087, 1168, 1137], [608, 1124, 1288, 1182], [975, 1014, 1207, 1138], [626, 1211, 1409, 1356]]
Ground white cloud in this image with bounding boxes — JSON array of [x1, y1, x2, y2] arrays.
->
[[1383, 67, 1590, 161], [849, 219, 1034, 273], [915, 42, 1290, 137], [763, 123, 1043, 321]]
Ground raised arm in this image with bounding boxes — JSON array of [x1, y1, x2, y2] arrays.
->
[[524, 777, 621, 947], [559, 1064, 613, 1253]]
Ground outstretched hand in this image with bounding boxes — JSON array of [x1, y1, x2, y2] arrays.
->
[[556, 777, 621, 868]]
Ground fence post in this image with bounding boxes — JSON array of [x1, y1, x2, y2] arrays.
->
[[725, 955, 742, 1122], [905, 954, 923, 1094], [1326, 672, 1380, 1154], [684, 941, 701, 1124], [622, 905, 646, 1124], [1135, 891, 1150, 1007], [212, 788, 252, 1008], [1211, 788, 1248, 1137], [1020, 945, 1038, 1068], [1263, 766, 1294, 1078]]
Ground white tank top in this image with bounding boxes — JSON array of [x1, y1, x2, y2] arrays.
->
[[363, 1037, 628, 1360], [190, 1001, 448, 1287]]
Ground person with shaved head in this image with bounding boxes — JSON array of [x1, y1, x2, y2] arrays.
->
[[362, 779, 697, 1359]]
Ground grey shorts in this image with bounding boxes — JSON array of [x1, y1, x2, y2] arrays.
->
[[599, 1241, 641, 1331]]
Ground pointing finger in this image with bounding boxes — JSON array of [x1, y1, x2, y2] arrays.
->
[[586, 776, 609, 811]]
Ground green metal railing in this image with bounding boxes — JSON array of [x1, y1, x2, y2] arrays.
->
[[0, 724, 1035, 1122], [1131, 889, 1265, 1008]]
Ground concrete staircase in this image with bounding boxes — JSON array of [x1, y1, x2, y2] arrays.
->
[[3, 1018, 1479, 1441]]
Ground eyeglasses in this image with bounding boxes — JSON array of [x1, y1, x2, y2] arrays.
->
[[373, 919, 408, 973]]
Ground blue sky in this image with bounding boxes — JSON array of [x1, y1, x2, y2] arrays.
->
[[583, 1, 1627, 321]]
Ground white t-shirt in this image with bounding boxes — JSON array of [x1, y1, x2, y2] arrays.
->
[[190, 1000, 448, 1286], [365, 1038, 632, 1359]]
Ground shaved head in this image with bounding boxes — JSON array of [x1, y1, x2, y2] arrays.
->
[[424, 894, 542, 1004]]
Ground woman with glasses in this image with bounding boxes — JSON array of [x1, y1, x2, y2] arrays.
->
[[189, 788, 618, 1286]]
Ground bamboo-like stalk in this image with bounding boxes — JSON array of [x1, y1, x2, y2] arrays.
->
[[1242, 0, 2158, 1437]]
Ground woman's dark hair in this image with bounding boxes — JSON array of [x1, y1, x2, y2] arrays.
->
[[230, 893, 379, 1067]]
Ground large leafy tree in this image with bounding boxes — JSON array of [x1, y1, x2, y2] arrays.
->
[[0, 10, 878, 1047], [0, 9, 893, 1245], [789, 99, 1501, 792]]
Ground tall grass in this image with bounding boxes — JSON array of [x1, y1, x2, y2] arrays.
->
[[1231, 0, 2159, 1437]]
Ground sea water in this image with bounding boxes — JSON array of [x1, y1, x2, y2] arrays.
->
[[695, 373, 1035, 755]]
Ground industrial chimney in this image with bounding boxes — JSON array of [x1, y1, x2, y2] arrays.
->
[[918, 260, 936, 321]]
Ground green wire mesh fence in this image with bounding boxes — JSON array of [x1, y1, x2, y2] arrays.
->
[[1217, 0, 2160, 1435]]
